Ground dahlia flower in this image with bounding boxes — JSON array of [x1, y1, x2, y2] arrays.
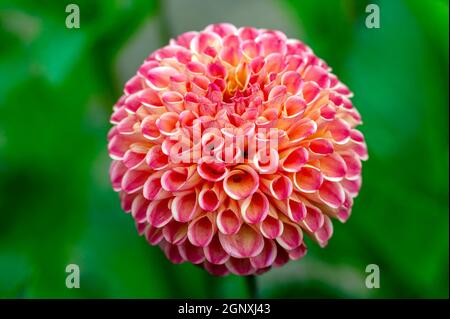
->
[[108, 23, 368, 276]]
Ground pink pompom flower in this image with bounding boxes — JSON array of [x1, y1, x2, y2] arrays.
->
[[108, 23, 368, 276]]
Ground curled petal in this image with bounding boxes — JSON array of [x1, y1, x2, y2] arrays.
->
[[219, 224, 264, 258], [162, 220, 188, 245], [276, 222, 303, 250], [204, 235, 229, 264], [294, 165, 323, 193], [223, 165, 259, 200], [225, 258, 255, 276], [318, 180, 345, 208], [319, 153, 347, 182], [239, 190, 269, 224], [197, 157, 228, 181], [147, 66, 178, 90], [145, 226, 164, 245], [161, 241, 184, 264], [279, 147, 308, 172], [172, 191, 199, 222], [147, 198, 172, 228], [260, 215, 283, 239], [178, 240, 205, 264], [198, 183, 221, 212], [188, 215, 214, 247], [260, 175, 293, 200], [122, 169, 149, 193], [314, 215, 333, 247], [131, 194, 149, 223], [253, 147, 279, 174], [204, 262, 229, 276], [250, 238, 277, 269], [301, 205, 324, 233]]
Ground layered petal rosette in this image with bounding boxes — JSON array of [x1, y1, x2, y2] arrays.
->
[[108, 23, 368, 276]]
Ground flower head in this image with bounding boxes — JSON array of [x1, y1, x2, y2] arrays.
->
[[108, 23, 368, 276]]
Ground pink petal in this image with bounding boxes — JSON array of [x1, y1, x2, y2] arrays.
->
[[172, 192, 199, 223], [276, 222, 303, 250], [178, 240, 205, 264], [318, 180, 345, 208], [302, 205, 324, 232], [217, 208, 241, 235], [240, 191, 269, 224], [131, 194, 149, 223], [188, 215, 214, 247], [147, 198, 172, 228], [223, 165, 259, 200], [319, 154, 347, 182], [260, 215, 283, 239], [204, 235, 229, 265], [250, 238, 277, 269], [204, 261, 229, 276], [294, 166, 323, 193], [225, 257, 255, 276], [219, 224, 264, 258], [279, 147, 308, 172], [121, 169, 149, 193], [162, 220, 188, 245]]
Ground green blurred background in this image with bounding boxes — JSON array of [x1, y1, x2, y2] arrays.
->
[[0, 0, 448, 298]]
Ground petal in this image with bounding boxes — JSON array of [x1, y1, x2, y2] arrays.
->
[[147, 198, 172, 228], [283, 96, 306, 119], [281, 71, 303, 95], [288, 243, 307, 260], [309, 138, 334, 155], [279, 147, 308, 173], [302, 205, 324, 232], [199, 184, 220, 212], [250, 238, 277, 269], [188, 215, 214, 247], [240, 191, 269, 224], [314, 215, 333, 247], [204, 261, 229, 276], [286, 119, 317, 143], [223, 165, 259, 200], [147, 66, 178, 90], [121, 169, 149, 193], [219, 224, 264, 258], [123, 149, 146, 170], [171, 191, 199, 223], [225, 257, 255, 276], [110, 160, 127, 191], [260, 215, 283, 239], [131, 194, 149, 223], [318, 180, 345, 208], [178, 240, 205, 264], [197, 158, 228, 181], [319, 154, 347, 182], [145, 145, 169, 170], [162, 220, 188, 245], [217, 208, 241, 235], [294, 165, 323, 193], [276, 222, 303, 250], [145, 226, 164, 245], [204, 235, 229, 265], [161, 241, 184, 264]]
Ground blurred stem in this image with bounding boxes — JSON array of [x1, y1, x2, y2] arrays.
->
[[246, 275, 258, 299]]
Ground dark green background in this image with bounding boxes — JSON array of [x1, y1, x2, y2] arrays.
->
[[0, 0, 448, 298]]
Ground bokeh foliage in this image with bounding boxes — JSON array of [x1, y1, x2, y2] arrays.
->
[[0, 0, 448, 298]]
